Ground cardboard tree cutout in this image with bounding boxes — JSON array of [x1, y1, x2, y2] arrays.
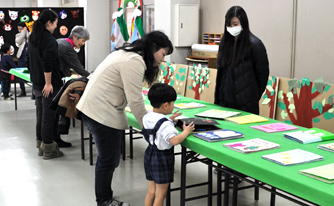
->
[[260, 76, 279, 118], [158, 62, 188, 96], [188, 64, 211, 100], [276, 77, 334, 130]]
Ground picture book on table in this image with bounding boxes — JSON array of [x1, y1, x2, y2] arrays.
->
[[223, 138, 280, 154], [225, 114, 269, 125], [283, 128, 334, 144], [125, 105, 153, 113], [317, 143, 334, 153], [176, 117, 220, 133], [261, 149, 323, 166], [194, 109, 241, 120], [193, 129, 244, 142], [174, 102, 206, 109], [250, 123, 298, 133], [299, 163, 334, 183]]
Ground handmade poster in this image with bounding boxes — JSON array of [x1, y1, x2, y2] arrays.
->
[[223, 138, 280, 154], [193, 129, 244, 142], [184, 64, 217, 103], [158, 62, 188, 96], [283, 128, 334, 144], [275, 77, 334, 133], [195, 109, 241, 120], [250, 123, 298, 133], [259, 76, 280, 119], [225, 114, 269, 125], [299, 163, 334, 183], [262, 149, 323, 166]]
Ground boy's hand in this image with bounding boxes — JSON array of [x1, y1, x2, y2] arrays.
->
[[170, 110, 182, 122], [183, 121, 195, 134]]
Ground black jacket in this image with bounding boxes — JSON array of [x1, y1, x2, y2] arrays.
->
[[27, 29, 63, 91], [214, 33, 269, 114]]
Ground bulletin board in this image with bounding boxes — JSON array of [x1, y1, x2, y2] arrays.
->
[[0, 7, 85, 66]]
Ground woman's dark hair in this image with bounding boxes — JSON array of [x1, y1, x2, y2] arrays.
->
[[217, 6, 251, 68], [29, 9, 58, 47], [119, 31, 173, 86], [0, 43, 10, 54], [148, 83, 177, 108], [18, 22, 27, 28]]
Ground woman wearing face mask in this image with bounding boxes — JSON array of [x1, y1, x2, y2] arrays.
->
[[214, 6, 269, 115]]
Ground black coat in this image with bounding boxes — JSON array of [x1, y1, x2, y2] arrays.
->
[[214, 33, 269, 114]]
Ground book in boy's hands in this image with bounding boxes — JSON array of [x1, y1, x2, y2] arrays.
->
[[261, 149, 323, 166], [250, 123, 298, 133], [299, 163, 334, 183], [194, 109, 241, 120], [174, 102, 206, 109], [176, 117, 220, 133], [223, 138, 280, 153], [283, 128, 334, 144], [193, 129, 244, 142], [225, 114, 269, 125], [318, 143, 334, 153]]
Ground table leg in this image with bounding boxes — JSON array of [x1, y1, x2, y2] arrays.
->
[[270, 187, 276, 206], [208, 160, 212, 206], [217, 164, 222, 206], [232, 175, 238, 206], [130, 127, 133, 159], [14, 76, 17, 110], [180, 146, 187, 206], [223, 171, 229, 206]]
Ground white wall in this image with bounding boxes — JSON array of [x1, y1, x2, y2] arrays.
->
[[0, 0, 33, 7]]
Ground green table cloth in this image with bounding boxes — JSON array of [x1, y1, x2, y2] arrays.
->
[[126, 94, 334, 206]]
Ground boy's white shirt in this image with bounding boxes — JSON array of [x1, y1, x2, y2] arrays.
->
[[143, 112, 178, 150]]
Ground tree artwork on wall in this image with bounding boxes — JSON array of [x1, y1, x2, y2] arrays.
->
[[188, 64, 211, 100], [260, 76, 279, 119], [276, 77, 334, 130], [158, 62, 187, 96]]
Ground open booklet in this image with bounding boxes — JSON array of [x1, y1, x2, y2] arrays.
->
[[223, 138, 280, 153], [194, 109, 241, 120], [193, 129, 244, 142], [299, 163, 334, 183], [251, 123, 298, 133], [283, 128, 334, 144], [261, 149, 323, 166]]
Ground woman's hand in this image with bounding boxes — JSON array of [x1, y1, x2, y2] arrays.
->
[[170, 110, 182, 122], [42, 83, 53, 97]]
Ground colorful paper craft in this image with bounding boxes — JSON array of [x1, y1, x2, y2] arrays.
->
[[262, 149, 323, 166], [195, 109, 241, 120], [223, 138, 280, 154], [250, 123, 298, 133], [174, 102, 206, 109], [317, 143, 334, 153], [283, 128, 334, 144], [193, 130, 244, 142], [299, 163, 334, 183], [225, 114, 269, 125]]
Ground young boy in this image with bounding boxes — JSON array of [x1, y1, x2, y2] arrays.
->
[[142, 83, 195, 206], [1, 43, 16, 100]]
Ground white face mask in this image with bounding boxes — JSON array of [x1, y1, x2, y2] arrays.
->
[[226, 25, 243, 37]]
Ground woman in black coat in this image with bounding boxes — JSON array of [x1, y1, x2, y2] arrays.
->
[[214, 6, 269, 115]]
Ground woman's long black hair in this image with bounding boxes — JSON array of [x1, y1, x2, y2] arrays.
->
[[29, 9, 58, 48], [120, 30, 173, 86], [217, 6, 251, 69]]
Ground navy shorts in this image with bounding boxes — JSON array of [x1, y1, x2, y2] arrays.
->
[[144, 145, 174, 184]]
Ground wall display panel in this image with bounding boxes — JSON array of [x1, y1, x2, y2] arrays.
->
[[0, 7, 84, 66]]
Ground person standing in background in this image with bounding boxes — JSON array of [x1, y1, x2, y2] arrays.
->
[[27, 9, 64, 159], [214, 6, 269, 115], [15, 22, 30, 97]]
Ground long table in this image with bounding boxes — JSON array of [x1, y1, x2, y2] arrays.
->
[[126, 95, 334, 206], [9, 68, 31, 110]]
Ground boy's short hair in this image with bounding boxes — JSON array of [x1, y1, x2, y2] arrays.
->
[[1, 43, 10, 54], [148, 83, 177, 108]]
